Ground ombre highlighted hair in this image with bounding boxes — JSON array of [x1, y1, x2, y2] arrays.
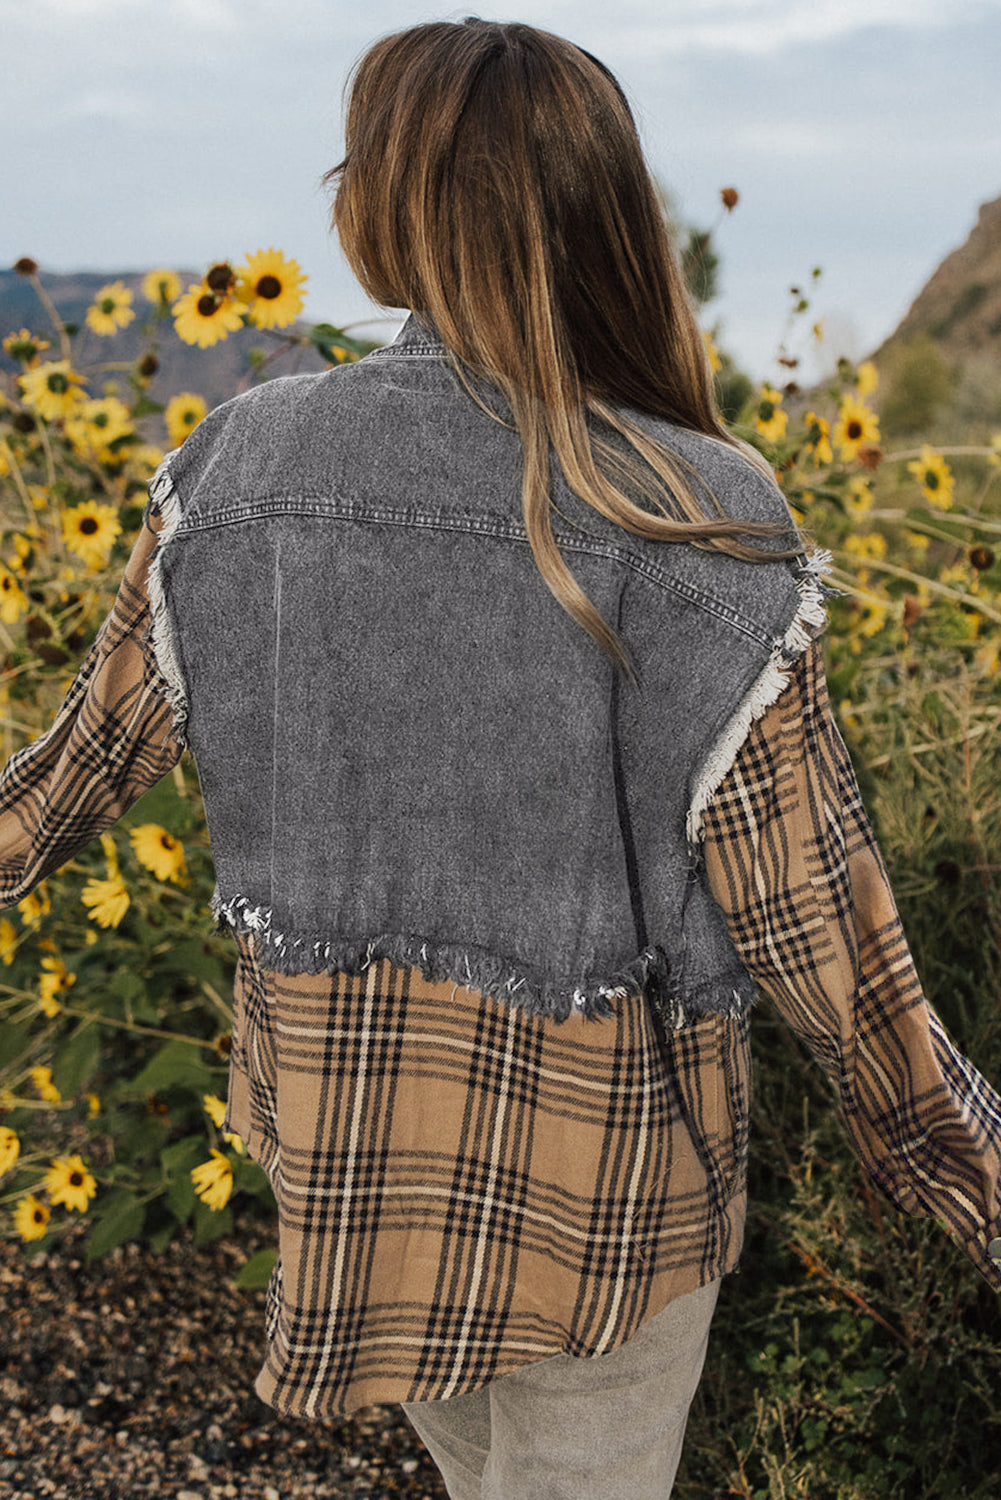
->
[[328, 17, 802, 672]]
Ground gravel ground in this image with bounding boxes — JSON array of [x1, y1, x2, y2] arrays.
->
[[0, 1222, 450, 1499]]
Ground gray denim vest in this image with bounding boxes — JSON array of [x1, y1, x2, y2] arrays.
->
[[145, 314, 830, 1027]]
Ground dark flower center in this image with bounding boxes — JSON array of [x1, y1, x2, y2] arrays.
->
[[847, 420, 862, 440], [69, 1171, 83, 1186], [256, 275, 282, 300], [33, 1207, 45, 1222], [197, 294, 218, 318], [1, 577, 12, 592], [924, 470, 939, 489], [182, 409, 196, 425], [970, 546, 994, 571], [759, 400, 775, 421], [160, 834, 175, 849], [100, 298, 116, 314], [47, 373, 69, 395], [206, 263, 235, 292], [93, 413, 109, 429], [79, 518, 99, 535]]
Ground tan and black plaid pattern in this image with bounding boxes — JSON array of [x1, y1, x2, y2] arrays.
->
[[224, 951, 749, 1417], [702, 642, 1001, 1286], [1, 519, 998, 1423], [0, 508, 181, 900]]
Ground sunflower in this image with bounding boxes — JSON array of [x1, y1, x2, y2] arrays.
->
[[832, 396, 880, 461], [203, 1093, 227, 1128], [0, 917, 17, 964], [39, 954, 75, 1018], [3, 328, 50, 364], [172, 283, 245, 348], [0, 565, 28, 625], [18, 885, 50, 925], [845, 477, 873, 517], [702, 329, 722, 374], [191, 1148, 233, 1211], [237, 248, 307, 330], [19, 360, 86, 421], [142, 267, 183, 304], [15, 1195, 50, 1242], [81, 833, 130, 929], [62, 500, 122, 570], [130, 822, 188, 883], [44, 1153, 98, 1213], [165, 392, 208, 448], [844, 532, 887, 562], [855, 361, 879, 399], [30, 1064, 61, 1102], [0, 1126, 20, 1177], [804, 411, 833, 466], [64, 396, 133, 462], [82, 874, 130, 928], [907, 446, 954, 510], [754, 385, 787, 443], [85, 281, 135, 337]]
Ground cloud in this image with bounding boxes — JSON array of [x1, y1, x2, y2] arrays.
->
[[576, 0, 992, 56]]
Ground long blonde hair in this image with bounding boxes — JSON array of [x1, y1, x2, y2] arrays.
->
[[328, 18, 802, 672]]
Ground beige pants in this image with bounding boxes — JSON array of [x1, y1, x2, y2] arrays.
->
[[401, 1278, 720, 1499]]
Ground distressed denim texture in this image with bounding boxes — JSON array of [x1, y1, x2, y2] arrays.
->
[[145, 314, 828, 1024]]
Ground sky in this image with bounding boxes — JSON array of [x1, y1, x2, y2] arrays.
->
[[3, 0, 1000, 382]]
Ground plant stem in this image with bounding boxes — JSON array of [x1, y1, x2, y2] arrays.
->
[[29, 272, 72, 363]]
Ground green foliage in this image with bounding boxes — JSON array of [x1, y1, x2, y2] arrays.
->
[[879, 335, 956, 435]]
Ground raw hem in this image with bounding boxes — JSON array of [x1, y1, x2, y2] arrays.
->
[[144, 450, 190, 747], [251, 1190, 746, 1421], [211, 890, 754, 1027], [686, 547, 835, 849]]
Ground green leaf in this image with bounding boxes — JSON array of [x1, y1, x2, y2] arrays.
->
[[86, 1188, 145, 1260], [50, 1023, 101, 1098], [114, 1112, 171, 1165], [161, 937, 226, 984], [233, 1247, 278, 1288], [126, 1039, 214, 1097], [193, 1199, 232, 1246], [161, 1133, 207, 1221], [147, 1220, 176, 1253], [130, 394, 165, 419], [0, 1018, 32, 1070]]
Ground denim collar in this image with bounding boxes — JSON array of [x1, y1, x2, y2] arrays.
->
[[373, 310, 446, 356]]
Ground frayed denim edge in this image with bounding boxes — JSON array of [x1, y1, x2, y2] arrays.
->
[[685, 547, 834, 851], [211, 890, 754, 1028], [145, 450, 190, 747]]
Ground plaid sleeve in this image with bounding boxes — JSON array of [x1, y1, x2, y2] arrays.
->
[[700, 638, 1001, 1290], [0, 503, 183, 904]]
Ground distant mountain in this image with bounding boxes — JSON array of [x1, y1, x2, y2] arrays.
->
[[872, 196, 1001, 362], [869, 195, 1001, 437], [0, 268, 337, 440]]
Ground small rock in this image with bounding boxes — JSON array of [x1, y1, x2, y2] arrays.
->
[[263, 1488, 280, 1500]]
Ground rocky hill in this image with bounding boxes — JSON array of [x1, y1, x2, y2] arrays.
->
[[869, 194, 1001, 437], [872, 195, 1001, 362]]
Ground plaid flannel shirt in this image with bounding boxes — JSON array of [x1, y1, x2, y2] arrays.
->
[[1, 509, 999, 1421]]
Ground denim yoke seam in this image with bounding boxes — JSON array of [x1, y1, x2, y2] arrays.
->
[[170, 497, 775, 647]]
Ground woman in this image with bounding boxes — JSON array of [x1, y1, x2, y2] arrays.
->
[[2, 18, 999, 1500]]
